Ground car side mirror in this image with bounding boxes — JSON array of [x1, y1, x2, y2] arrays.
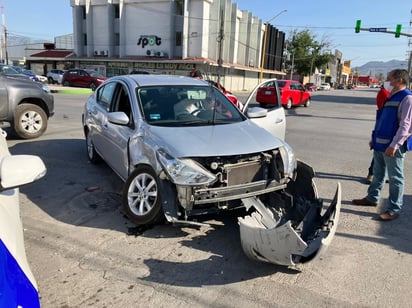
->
[[0, 155, 46, 190], [247, 107, 268, 118], [108, 112, 130, 125]]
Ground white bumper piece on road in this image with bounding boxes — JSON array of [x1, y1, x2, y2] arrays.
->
[[238, 164, 341, 266]]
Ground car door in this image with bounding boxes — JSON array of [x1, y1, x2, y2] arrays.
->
[[93, 81, 133, 180], [243, 79, 286, 140], [293, 82, 306, 104]]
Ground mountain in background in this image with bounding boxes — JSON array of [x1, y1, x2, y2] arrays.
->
[[353, 59, 408, 76], [7, 34, 49, 46]]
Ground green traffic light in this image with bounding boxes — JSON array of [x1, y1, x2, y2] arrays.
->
[[355, 20, 361, 33], [395, 24, 402, 38]]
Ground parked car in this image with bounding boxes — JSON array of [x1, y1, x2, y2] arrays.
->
[[11, 66, 40, 82], [82, 75, 341, 266], [337, 83, 345, 89], [0, 65, 36, 82], [0, 127, 46, 307], [46, 69, 66, 84], [0, 75, 54, 138], [256, 79, 311, 109], [62, 69, 107, 90], [304, 82, 318, 91], [318, 83, 331, 91]]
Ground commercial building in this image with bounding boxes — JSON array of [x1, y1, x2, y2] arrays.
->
[[27, 0, 286, 91]]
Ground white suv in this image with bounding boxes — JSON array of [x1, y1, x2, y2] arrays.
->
[[46, 69, 65, 84]]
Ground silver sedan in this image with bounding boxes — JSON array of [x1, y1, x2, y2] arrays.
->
[[82, 75, 340, 266]]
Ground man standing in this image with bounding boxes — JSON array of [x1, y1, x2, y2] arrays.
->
[[353, 69, 412, 221]]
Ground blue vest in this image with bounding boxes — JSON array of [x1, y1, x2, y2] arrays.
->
[[372, 89, 412, 152]]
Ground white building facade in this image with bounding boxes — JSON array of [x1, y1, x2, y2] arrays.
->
[[67, 0, 285, 91]]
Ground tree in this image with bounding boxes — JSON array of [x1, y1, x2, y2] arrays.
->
[[285, 29, 334, 78]]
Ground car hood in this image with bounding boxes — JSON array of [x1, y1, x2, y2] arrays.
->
[[145, 120, 284, 157]]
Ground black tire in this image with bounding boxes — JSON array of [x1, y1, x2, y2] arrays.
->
[[304, 98, 311, 107], [90, 82, 97, 91], [85, 130, 101, 163], [123, 166, 165, 226], [62, 80, 70, 87], [47, 77, 54, 84], [14, 104, 47, 139], [285, 98, 292, 109]]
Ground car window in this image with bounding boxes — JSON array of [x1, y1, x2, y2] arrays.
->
[[293, 83, 304, 91], [97, 82, 117, 111], [277, 81, 286, 88]]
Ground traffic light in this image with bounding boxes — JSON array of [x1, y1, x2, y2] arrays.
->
[[355, 20, 361, 33], [395, 24, 402, 37]]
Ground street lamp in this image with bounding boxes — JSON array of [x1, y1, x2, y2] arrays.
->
[[259, 9, 287, 82]]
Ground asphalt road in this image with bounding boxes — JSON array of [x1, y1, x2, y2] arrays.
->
[[7, 87, 412, 307]]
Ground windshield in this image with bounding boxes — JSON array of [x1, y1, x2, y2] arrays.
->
[[137, 85, 245, 126]]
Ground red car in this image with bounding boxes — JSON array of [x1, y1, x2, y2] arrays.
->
[[62, 69, 107, 91], [304, 82, 318, 91], [256, 79, 311, 109]]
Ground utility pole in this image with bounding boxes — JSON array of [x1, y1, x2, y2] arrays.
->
[[0, 1, 4, 63], [217, 9, 224, 83], [4, 26, 7, 65]]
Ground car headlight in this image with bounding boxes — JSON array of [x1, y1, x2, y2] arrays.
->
[[278, 141, 297, 180], [157, 149, 216, 186], [41, 84, 50, 93]]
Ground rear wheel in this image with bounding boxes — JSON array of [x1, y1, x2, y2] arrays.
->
[[285, 98, 292, 109], [123, 166, 165, 226], [14, 104, 47, 139]]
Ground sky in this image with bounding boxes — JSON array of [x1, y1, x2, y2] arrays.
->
[[2, 0, 411, 68]]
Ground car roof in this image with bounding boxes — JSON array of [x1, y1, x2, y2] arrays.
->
[[108, 74, 209, 87]]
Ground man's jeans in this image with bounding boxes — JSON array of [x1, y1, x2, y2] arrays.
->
[[367, 148, 406, 213]]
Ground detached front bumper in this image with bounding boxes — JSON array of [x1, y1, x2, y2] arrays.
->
[[238, 161, 341, 266]]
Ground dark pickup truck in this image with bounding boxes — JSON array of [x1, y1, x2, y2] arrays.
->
[[0, 75, 54, 139]]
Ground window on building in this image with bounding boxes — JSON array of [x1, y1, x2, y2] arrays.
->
[[115, 33, 120, 46], [176, 32, 182, 47], [83, 34, 87, 46], [81, 6, 86, 19], [175, 0, 183, 16], [114, 4, 120, 18]]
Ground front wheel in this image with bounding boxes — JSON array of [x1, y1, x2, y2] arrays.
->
[[123, 166, 165, 226], [14, 104, 47, 139], [85, 130, 101, 163], [304, 98, 311, 107], [62, 80, 70, 87]]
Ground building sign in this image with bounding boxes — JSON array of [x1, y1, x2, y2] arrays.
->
[[137, 35, 162, 48], [137, 63, 195, 70]]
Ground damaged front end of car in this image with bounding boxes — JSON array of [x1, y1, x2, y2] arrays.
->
[[156, 142, 296, 222], [239, 161, 341, 266], [157, 148, 340, 266]]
